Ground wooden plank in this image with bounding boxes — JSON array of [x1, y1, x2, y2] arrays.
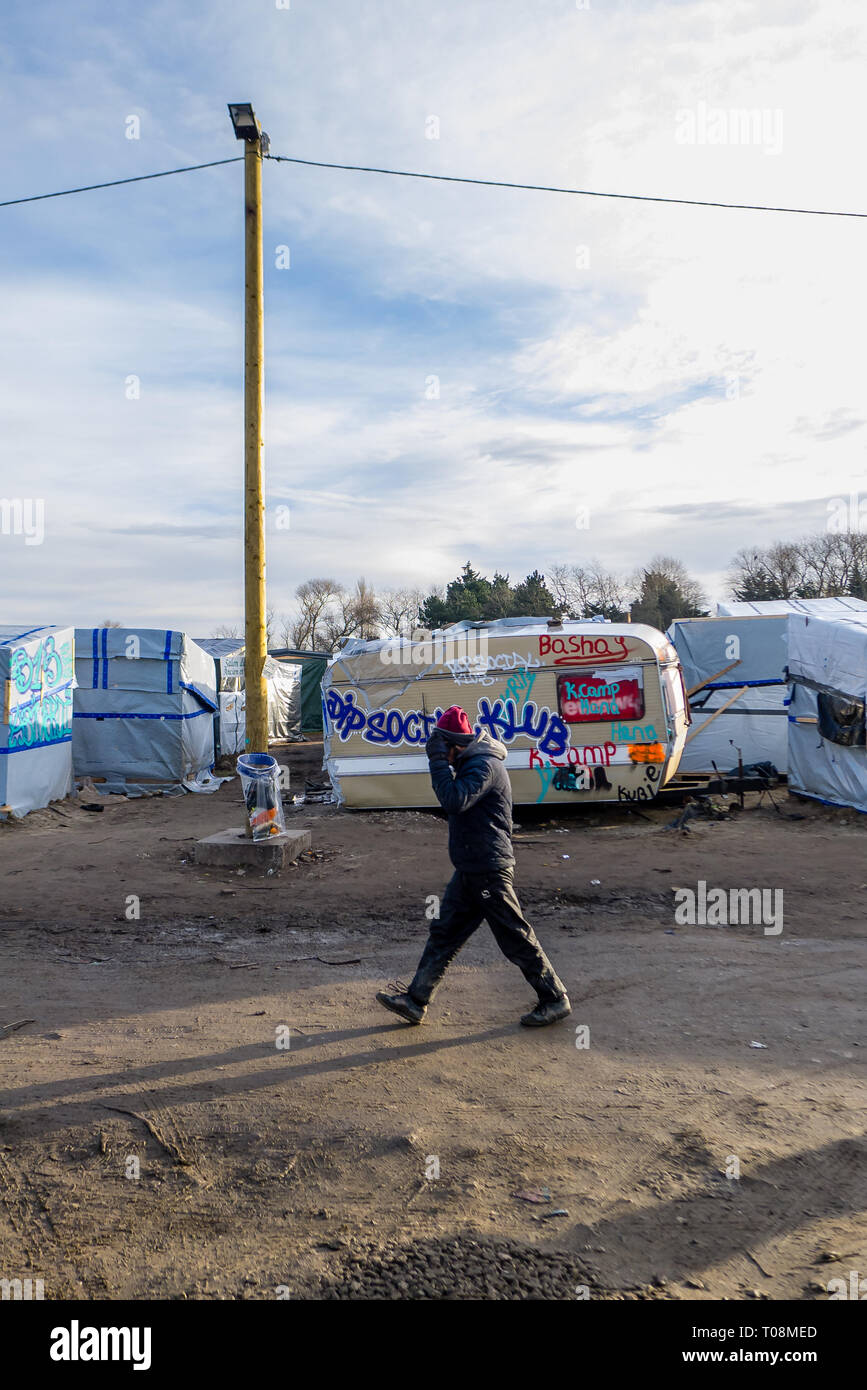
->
[[684, 686, 750, 745], [686, 659, 741, 697]]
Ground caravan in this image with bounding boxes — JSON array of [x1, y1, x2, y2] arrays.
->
[[322, 618, 689, 809]]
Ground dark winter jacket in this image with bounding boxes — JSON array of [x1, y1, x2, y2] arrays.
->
[[428, 730, 514, 873]]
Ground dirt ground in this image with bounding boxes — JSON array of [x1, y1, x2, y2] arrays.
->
[[1, 741, 865, 1301]]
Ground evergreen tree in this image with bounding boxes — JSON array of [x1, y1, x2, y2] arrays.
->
[[510, 570, 557, 617], [631, 557, 706, 629]]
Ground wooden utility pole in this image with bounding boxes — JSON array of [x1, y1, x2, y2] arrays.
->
[[235, 106, 269, 752]]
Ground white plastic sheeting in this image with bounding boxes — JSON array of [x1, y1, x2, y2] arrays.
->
[[787, 611, 867, 812], [194, 638, 303, 750], [218, 691, 246, 755], [0, 625, 75, 817], [265, 659, 302, 741], [72, 628, 217, 793], [717, 597, 867, 618], [669, 599, 867, 775], [667, 616, 789, 773], [788, 610, 867, 700]]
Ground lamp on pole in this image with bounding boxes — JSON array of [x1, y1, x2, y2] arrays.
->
[[228, 102, 269, 753]]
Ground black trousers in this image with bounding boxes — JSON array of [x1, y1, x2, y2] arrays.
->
[[408, 867, 566, 1007]]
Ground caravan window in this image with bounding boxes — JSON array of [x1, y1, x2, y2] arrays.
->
[[557, 666, 645, 724]]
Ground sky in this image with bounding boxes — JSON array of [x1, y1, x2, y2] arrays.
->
[[0, 0, 865, 636]]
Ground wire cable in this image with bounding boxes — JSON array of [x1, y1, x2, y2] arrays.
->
[[265, 153, 866, 219], [2, 149, 863, 219], [0, 157, 244, 209]]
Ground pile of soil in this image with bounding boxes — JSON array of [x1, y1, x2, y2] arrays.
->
[[308, 1234, 604, 1300]]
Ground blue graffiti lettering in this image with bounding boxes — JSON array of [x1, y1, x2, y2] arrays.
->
[[476, 697, 570, 758], [325, 689, 441, 747], [364, 710, 387, 743], [325, 688, 572, 757]]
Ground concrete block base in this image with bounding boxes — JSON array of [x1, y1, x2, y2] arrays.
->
[[193, 826, 311, 870]]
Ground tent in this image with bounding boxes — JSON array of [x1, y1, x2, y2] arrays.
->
[[787, 610, 867, 812], [268, 647, 331, 735], [668, 598, 867, 774], [72, 628, 217, 792], [194, 639, 303, 754], [667, 615, 789, 773], [1, 625, 75, 817]]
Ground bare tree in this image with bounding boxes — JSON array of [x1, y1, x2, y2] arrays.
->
[[547, 563, 632, 620], [351, 576, 380, 641], [318, 577, 379, 648], [289, 578, 343, 650], [729, 532, 867, 601], [286, 576, 381, 650], [378, 586, 425, 637]]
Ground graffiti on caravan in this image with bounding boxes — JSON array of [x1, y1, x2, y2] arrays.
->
[[475, 697, 573, 757], [324, 688, 575, 758], [538, 633, 631, 666], [446, 651, 541, 686], [325, 690, 439, 745]]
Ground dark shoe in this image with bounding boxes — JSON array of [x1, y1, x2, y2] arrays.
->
[[376, 991, 426, 1025], [520, 994, 572, 1028]]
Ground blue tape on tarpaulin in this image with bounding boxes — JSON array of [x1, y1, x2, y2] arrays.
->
[[101, 627, 108, 689], [789, 786, 867, 815], [0, 734, 72, 754], [73, 709, 212, 721], [178, 681, 218, 712], [703, 678, 787, 690], [91, 629, 99, 689], [164, 630, 174, 693]]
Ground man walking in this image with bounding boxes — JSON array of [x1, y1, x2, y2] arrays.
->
[[376, 705, 571, 1028]]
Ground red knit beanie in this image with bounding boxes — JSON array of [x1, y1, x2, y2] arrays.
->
[[436, 706, 474, 743]]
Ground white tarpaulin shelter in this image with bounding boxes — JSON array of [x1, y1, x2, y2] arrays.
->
[[669, 598, 867, 775], [194, 638, 303, 753], [668, 615, 789, 773], [787, 610, 867, 811], [717, 598, 867, 618], [1, 625, 75, 817], [72, 628, 218, 793]]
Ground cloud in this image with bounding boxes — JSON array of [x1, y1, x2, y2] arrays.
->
[[0, 0, 865, 634]]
